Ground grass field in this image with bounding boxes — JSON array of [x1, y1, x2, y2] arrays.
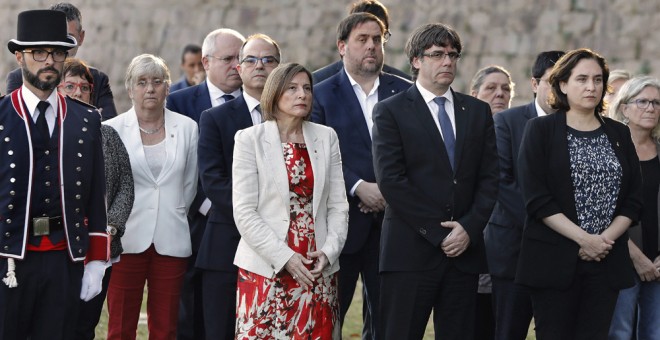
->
[[94, 280, 536, 339]]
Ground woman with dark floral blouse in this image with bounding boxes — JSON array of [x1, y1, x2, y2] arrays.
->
[[517, 49, 642, 339]]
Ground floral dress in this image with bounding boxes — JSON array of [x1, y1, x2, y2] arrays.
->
[[236, 143, 340, 340]]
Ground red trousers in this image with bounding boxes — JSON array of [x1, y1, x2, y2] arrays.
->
[[107, 245, 188, 340]]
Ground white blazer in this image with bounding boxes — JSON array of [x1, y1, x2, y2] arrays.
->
[[232, 120, 349, 278], [104, 107, 198, 257]]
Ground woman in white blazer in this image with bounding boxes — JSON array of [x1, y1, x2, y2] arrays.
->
[[233, 63, 348, 339], [103, 54, 198, 339]]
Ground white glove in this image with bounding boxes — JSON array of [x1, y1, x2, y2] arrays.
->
[[80, 260, 107, 302]]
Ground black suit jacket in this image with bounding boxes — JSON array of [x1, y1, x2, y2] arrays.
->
[[484, 102, 537, 279], [312, 70, 411, 254], [196, 94, 253, 271], [516, 111, 641, 290], [6, 67, 117, 121], [372, 85, 498, 274], [312, 60, 411, 84]]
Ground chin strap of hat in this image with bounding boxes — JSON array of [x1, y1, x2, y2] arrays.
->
[[3, 259, 18, 288]]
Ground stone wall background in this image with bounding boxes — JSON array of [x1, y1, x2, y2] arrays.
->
[[1, 0, 658, 112]]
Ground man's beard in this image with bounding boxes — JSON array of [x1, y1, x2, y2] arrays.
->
[[22, 65, 61, 91]]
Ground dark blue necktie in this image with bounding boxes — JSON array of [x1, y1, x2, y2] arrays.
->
[[221, 94, 234, 103], [36, 101, 50, 138], [433, 97, 455, 170]]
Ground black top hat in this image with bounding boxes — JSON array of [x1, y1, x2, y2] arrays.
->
[[7, 10, 77, 53]]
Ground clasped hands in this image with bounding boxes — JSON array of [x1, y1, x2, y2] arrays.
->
[[284, 250, 329, 289], [355, 182, 385, 214], [440, 221, 470, 257], [577, 233, 613, 262]]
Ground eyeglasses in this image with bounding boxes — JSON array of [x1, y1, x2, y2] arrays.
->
[[240, 56, 280, 67], [22, 49, 68, 62], [58, 82, 93, 94], [628, 98, 660, 111], [422, 51, 461, 62], [207, 55, 239, 64], [135, 78, 166, 88]]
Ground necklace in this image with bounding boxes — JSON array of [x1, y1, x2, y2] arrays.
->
[[139, 120, 165, 135]]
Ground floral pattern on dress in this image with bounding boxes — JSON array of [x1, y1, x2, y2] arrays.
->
[[236, 143, 340, 340]]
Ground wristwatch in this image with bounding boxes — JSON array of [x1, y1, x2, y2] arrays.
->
[[106, 225, 117, 236]]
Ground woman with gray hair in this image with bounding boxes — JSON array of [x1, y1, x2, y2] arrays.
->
[[608, 76, 660, 340], [104, 54, 199, 339], [470, 65, 515, 115], [604, 69, 633, 109]]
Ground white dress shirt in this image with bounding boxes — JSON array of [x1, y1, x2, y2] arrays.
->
[[23, 86, 58, 136], [206, 79, 241, 107], [345, 70, 381, 196], [243, 92, 263, 125], [535, 97, 550, 117], [416, 82, 456, 139], [345, 69, 380, 137]]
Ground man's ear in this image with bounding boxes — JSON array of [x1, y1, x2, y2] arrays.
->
[[531, 77, 541, 95], [77, 29, 86, 47], [337, 40, 346, 58], [15, 51, 24, 67]]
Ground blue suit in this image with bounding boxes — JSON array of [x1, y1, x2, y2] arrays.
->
[[312, 70, 411, 339], [312, 60, 411, 84], [169, 76, 192, 93], [197, 94, 253, 340], [485, 102, 536, 340], [165, 81, 212, 340], [167, 81, 212, 125]]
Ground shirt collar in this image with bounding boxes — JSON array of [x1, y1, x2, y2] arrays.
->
[[243, 92, 260, 112], [21, 85, 58, 120], [344, 69, 380, 96], [416, 82, 453, 106], [206, 79, 241, 102], [534, 97, 549, 116]]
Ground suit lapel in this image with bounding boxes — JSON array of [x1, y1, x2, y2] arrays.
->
[[552, 111, 578, 218], [406, 86, 452, 173], [303, 122, 324, 218], [377, 73, 405, 100], [158, 109, 178, 181], [452, 90, 469, 172], [195, 82, 212, 121], [524, 102, 537, 120], [262, 121, 290, 209], [230, 95, 253, 129], [122, 108, 157, 182]]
